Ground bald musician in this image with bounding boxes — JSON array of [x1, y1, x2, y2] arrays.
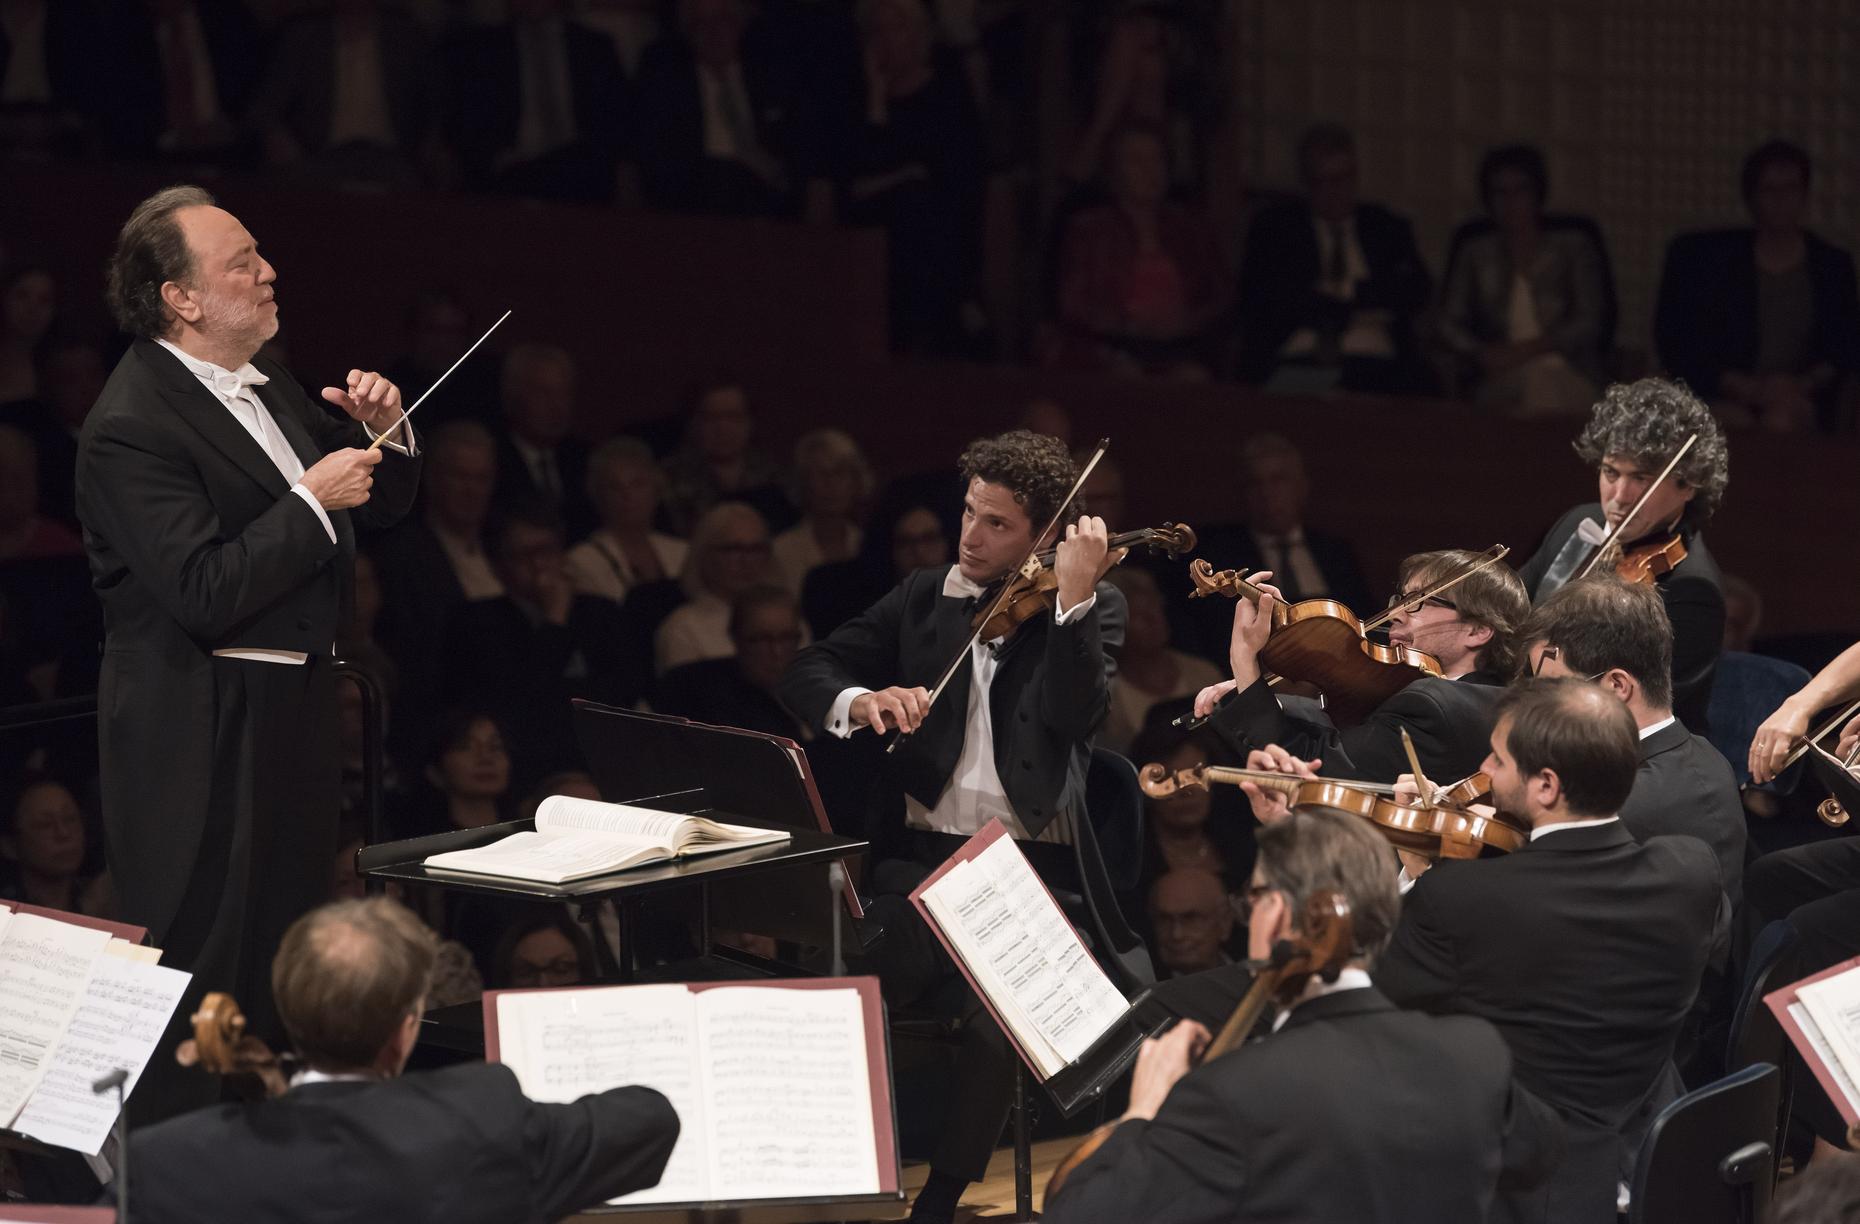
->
[[1043, 809, 1561, 1224], [112, 898, 678, 1223]]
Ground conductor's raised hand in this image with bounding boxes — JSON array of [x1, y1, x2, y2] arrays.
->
[[1054, 515, 1120, 610], [321, 369, 403, 433], [851, 686, 931, 735], [299, 447, 383, 510]]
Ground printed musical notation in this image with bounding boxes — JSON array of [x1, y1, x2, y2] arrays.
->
[[0, 913, 113, 1126]]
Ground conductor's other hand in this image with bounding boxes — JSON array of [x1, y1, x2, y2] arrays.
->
[[300, 447, 382, 510], [851, 686, 930, 735], [321, 369, 403, 433]]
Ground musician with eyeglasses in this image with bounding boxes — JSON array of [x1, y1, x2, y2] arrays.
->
[[1189, 548, 1531, 783]]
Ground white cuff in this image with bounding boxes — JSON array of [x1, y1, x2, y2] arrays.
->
[[1397, 866, 1417, 896], [1053, 591, 1098, 625], [365, 418, 417, 456], [290, 483, 338, 544], [826, 686, 875, 738]]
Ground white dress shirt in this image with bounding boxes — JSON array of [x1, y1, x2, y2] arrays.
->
[[1248, 526, 1328, 600], [1280, 216, 1396, 359], [1271, 966, 1373, 1032], [825, 565, 1096, 843]]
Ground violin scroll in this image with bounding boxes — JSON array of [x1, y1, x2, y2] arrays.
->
[[177, 992, 291, 1100], [1137, 762, 1209, 798]]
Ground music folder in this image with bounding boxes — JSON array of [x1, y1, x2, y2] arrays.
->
[[1766, 954, 1860, 1134], [908, 820, 1161, 1114]]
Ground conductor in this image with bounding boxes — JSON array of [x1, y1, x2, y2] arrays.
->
[[77, 185, 422, 1121]]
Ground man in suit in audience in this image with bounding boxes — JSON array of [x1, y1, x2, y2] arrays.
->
[[1045, 809, 1562, 1224], [1195, 548, 1530, 784], [780, 430, 1124, 1224], [1237, 123, 1434, 393], [491, 343, 595, 541], [115, 897, 677, 1223], [1516, 378, 1729, 735], [656, 584, 809, 739], [1375, 679, 1722, 1224]]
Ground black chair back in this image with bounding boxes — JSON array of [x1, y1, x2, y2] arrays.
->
[[1630, 1062, 1781, 1224], [1073, 748, 1156, 995]]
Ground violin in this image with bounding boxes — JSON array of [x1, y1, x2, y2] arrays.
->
[[1046, 891, 1356, 1198], [175, 992, 292, 1101], [972, 522, 1197, 641], [1139, 762, 1525, 860], [1613, 533, 1687, 586]]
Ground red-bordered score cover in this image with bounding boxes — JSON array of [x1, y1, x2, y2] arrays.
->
[[1765, 953, 1860, 1127]]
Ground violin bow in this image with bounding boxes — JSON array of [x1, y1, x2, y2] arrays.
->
[[1360, 544, 1510, 633], [1569, 433, 1697, 582], [885, 438, 1109, 755], [365, 309, 512, 451], [1398, 727, 1436, 808]]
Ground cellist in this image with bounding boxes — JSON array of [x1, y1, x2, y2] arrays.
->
[[1514, 377, 1730, 734], [1042, 808, 1561, 1224], [1192, 549, 1531, 782]]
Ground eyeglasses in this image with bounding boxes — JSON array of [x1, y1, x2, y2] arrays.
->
[[1385, 589, 1458, 615]]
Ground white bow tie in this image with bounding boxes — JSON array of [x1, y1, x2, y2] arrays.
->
[[942, 567, 987, 600], [210, 364, 270, 398]]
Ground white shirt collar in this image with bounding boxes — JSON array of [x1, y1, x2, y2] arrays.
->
[[291, 1067, 379, 1089], [942, 565, 988, 601], [157, 337, 270, 400], [1271, 966, 1373, 1031], [1529, 815, 1620, 842], [1639, 715, 1677, 740]]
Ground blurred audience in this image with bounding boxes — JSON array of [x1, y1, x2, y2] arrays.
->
[[656, 501, 775, 673], [0, 264, 55, 405], [1438, 144, 1607, 416], [566, 437, 689, 604], [1, 774, 110, 916], [1, 331, 104, 527], [490, 906, 599, 989], [1722, 573, 1763, 654], [1052, 124, 1229, 378], [0, 426, 80, 561], [1065, 3, 1221, 195], [1100, 567, 1221, 754], [91, 0, 261, 161], [384, 289, 498, 428], [800, 475, 955, 640], [661, 378, 788, 533], [1146, 866, 1236, 978], [772, 428, 871, 594], [0, 0, 91, 158], [1238, 123, 1433, 394], [1126, 719, 1253, 918], [846, 0, 987, 354], [656, 584, 809, 737], [1657, 138, 1860, 432], [1079, 451, 1126, 530], [395, 708, 514, 839], [493, 342, 595, 540]]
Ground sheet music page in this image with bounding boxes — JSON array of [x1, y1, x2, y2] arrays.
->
[[1790, 1000, 1860, 1117], [1797, 968, 1860, 1102], [13, 958, 190, 1154], [0, 914, 112, 1125], [424, 829, 663, 882], [695, 986, 880, 1200], [535, 796, 689, 840], [497, 985, 710, 1204]]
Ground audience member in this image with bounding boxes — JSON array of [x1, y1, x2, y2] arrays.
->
[[1064, 4, 1220, 194], [384, 289, 499, 428], [1, 774, 108, 916], [449, 0, 629, 203], [492, 342, 595, 540], [1100, 566, 1221, 754], [337, 551, 398, 700], [1053, 124, 1230, 378], [0, 426, 81, 561], [520, 769, 603, 822], [0, 264, 55, 405], [772, 428, 871, 593], [1146, 867, 1235, 978], [372, 420, 502, 741], [565, 437, 689, 603], [633, 0, 817, 217], [1721, 572, 1762, 653], [0, 0, 92, 158], [336, 671, 402, 836], [574, 0, 664, 78], [846, 0, 987, 354], [1129, 720, 1253, 907], [800, 476, 956, 639], [446, 503, 634, 782], [4, 331, 104, 526], [1656, 139, 1860, 432], [655, 501, 775, 673], [1438, 144, 1607, 416], [1238, 123, 1433, 394], [1019, 397, 1073, 447], [115, 897, 678, 1224], [656, 584, 809, 737], [661, 378, 788, 533], [248, 0, 443, 189], [395, 708, 513, 839], [490, 905, 599, 989], [1078, 450, 1125, 530], [90, 0, 262, 160]]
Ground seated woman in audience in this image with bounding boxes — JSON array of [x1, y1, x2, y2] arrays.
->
[[661, 379, 789, 534], [1100, 566, 1223, 754], [393, 709, 514, 839], [1052, 124, 1231, 378], [565, 437, 689, 604], [1439, 144, 1606, 416], [1, 774, 110, 916], [772, 428, 872, 594], [490, 907, 600, 990], [1126, 720, 1254, 928], [655, 501, 776, 674], [800, 476, 955, 638]]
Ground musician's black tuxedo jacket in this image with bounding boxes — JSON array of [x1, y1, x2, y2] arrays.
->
[[110, 1064, 677, 1224], [1375, 820, 1722, 1224], [1517, 503, 1725, 734], [1042, 988, 1562, 1224], [779, 565, 1125, 846], [1624, 717, 1746, 910], [1210, 669, 1506, 784], [78, 339, 421, 946]]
